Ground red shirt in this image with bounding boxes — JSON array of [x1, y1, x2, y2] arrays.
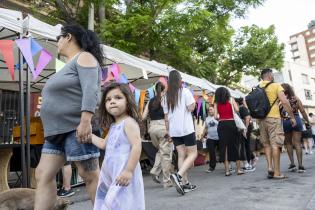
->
[[217, 102, 233, 120]]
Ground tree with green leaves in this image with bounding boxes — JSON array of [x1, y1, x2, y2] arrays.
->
[[11, 0, 284, 86]]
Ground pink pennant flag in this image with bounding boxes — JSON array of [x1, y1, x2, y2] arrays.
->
[[15, 38, 35, 75], [129, 83, 136, 93], [34, 49, 52, 80], [111, 63, 120, 81], [159, 77, 168, 87], [0, 40, 15, 80], [196, 98, 203, 117]]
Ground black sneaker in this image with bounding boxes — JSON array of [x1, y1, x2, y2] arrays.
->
[[182, 183, 197, 193], [298, 166, 306, 173], [288, 164, 296, 172], [205, 167, 215, 173], [170, 173, 185, 195], [57, 188, 75, 198]]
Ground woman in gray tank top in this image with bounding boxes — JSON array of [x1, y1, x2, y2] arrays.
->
[[35, 24, 104, 210]]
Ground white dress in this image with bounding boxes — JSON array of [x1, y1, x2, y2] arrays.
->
[[93, 120, 145, 210]]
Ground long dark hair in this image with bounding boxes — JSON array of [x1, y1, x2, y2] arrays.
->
[[61, 24, 104, 66], [281, 83, 295, 98], [214, 87, 230, 104], [166, 70, 182, 112], [99, 83, 141, 128], [149, 82, 165, 110]]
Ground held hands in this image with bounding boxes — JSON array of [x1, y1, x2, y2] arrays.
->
[[116, 169, 133, 186], [290, 118, 297, 127], [76, 121, 92, 144]]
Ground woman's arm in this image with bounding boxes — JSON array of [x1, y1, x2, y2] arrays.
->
[[91, 134, 107, 150], [142, 102, 149, 120], [232, 98, 239, 113], [116, 118, 142, 186], [187, 102, 196, 112], [297, 98, 310, 124], [214, 103, 219, 120]]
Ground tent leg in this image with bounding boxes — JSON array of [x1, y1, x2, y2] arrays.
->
[[26, 64, 31, 188]]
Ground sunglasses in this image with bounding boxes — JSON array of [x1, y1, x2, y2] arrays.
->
[[56, 34, 67, 42]]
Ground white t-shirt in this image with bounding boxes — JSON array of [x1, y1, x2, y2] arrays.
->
[[162, 87, 195, 137]]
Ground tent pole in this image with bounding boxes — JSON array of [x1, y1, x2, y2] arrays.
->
[[26, 64, 31, 188], [18, 35, 27, 188]]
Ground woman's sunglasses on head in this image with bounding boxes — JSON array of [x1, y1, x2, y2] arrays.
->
[[56, 34, 67, 42]]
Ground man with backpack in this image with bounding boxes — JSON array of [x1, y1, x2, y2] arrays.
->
[[246, 68, 296, 179]]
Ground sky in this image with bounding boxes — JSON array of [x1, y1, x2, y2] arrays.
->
[[231, 0, 315, 60]]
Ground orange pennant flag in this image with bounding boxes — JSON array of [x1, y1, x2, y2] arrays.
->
[[139, 90, 146, 114], [0, 40, 15, 80], [202, 90, 208, 100]]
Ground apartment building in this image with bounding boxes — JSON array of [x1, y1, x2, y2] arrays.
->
[[289, 24, 315, 67]]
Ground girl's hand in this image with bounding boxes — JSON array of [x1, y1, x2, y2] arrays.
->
[[116, 170, 133, 186]]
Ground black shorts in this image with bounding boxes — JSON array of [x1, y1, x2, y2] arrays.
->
[[172, 132, 196, 147]]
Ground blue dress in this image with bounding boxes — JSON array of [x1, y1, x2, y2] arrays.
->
[[93, 120, 145, 210]]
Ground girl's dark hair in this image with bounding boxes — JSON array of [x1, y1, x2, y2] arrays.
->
[[281, 83, 295, 98], [235, 97, 243, 106], [214, 87, 230, 104], [61, 24, 104, 66], [149, 82, 165, 110], [166, 70, 182, 112], [99, 83, 141, 128]]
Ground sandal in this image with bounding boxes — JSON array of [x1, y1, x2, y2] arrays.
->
[[237, 171, 245, 175], [225, 172, 231, 176], [267, 170, 274, 179], [273, 174, 288, 180]]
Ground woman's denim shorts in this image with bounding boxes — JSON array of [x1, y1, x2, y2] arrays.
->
[[282, 115, 303, 134], [42, 130, 100, 161]]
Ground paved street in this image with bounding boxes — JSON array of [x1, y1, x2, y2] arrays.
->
[[68, 152, 315, 210]]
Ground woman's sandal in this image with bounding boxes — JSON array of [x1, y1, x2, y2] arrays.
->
[[267, 170, 274, 179], [237, 171, 245, 175], [273, 174, 288, 180], [225, 172, 232, 176]]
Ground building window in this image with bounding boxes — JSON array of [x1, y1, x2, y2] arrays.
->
[[305, 89, 312, 100], [292, 51, 299, 58], [302, 74, 309, 84], [291, 42, 298, 51], [288, 70, 292, 81]]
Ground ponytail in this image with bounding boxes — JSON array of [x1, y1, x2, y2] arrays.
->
[[61, 24, 104, 66], [150, 82, 165, 110]]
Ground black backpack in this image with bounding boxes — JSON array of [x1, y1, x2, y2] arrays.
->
[[245, 82, 278, 119]]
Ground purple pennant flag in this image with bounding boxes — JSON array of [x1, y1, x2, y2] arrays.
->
[[129, 83, 136, 93], [134, 89, 140, 105], [31, 38, 43, 56], [15, 38, 35, 75], [101, 67, 108, 81], [119, 73, 129, 84], [111, 63, 120, 81], [34, 49, 52, 80], [196, 98, 203, 117]]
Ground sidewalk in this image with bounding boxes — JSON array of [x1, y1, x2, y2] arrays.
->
[[68, 151, 315, 210]]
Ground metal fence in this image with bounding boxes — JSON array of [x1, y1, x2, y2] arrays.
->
[[0, 89, 20, 144]]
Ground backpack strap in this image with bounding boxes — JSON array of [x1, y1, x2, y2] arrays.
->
[[264, 82, 278, 113]]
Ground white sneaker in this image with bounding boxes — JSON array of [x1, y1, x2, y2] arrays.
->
[[310, 151, 313, 154]]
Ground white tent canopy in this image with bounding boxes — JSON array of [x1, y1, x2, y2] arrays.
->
[[0, 7, 245, 96]]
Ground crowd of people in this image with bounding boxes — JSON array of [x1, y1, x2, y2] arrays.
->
[[34, 23, 315, 209]]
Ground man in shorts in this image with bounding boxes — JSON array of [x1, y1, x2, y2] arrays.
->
[[258, 68, 296, 179]]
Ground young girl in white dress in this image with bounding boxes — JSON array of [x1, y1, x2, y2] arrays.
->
[[91, 83, 145, 210]]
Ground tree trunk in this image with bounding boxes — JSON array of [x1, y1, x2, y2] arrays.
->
[[88, 3, 94, 31], [98, 5, 105, 24]]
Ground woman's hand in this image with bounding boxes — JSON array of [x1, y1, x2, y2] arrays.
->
[[116, 169, 133, 186], [76, 120, 92, 143]]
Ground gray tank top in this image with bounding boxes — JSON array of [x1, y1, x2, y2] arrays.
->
[[40, 53, 101, 137]]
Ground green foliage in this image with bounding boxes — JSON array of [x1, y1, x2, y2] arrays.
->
[[28, 0, 284, 86]]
